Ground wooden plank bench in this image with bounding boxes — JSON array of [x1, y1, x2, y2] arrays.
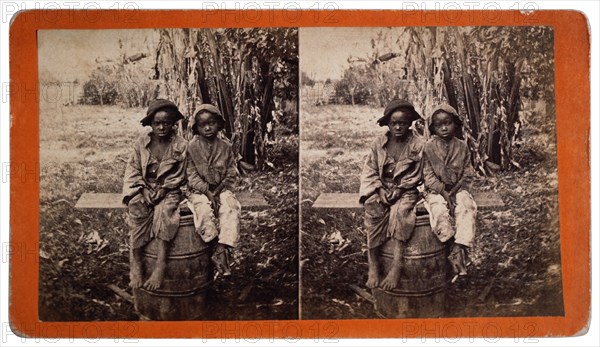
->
[[75, 191, 269, 210], [312, 191, 504, 210]]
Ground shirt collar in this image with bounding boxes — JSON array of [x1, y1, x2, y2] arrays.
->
[[376, 131, 414, 148], [432, 135, 457, 145], [142, 131, 174, 147]]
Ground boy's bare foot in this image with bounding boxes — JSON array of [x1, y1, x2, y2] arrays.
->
[[366, 248, 381, 288], [366, 268, 380, 289], [380, 270, 400, 290], [129, 267, 143, 289], [144, 266, 165, 291], [380, 240, 405, 290], [129, 272, 142, 289], [144, 239, 169, 290], [129, 252, 144, 289]]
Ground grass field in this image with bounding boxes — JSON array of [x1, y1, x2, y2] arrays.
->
[[300, 103, 564, 319], [39, 103, 299, 321]]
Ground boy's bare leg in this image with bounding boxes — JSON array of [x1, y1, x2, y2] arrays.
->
[[380, 239, 405, 290], [212, 243, 232, 276], [211, 190, 240, 277], [129, 247, 144, 289], [449, 242, 468, 276], [144, 240, 168, 290], [366, 247, 381, 288]]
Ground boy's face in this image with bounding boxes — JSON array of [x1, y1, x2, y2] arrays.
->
[[151, 110, 175, 138], [431, 111, 456, 141], [196, 112, 220, 140], [388, 110, 413, 139]]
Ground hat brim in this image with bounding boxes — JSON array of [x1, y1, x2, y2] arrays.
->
[[428, 106, 463, 127], [140, 106, 185, 126], [428, 107, 464, 139], [377, 110, 421, 127], [191, 107, 226, 134]]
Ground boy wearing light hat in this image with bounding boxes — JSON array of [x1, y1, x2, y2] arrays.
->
[[423, 104, 477, 276], [186, 104, 241, 276]]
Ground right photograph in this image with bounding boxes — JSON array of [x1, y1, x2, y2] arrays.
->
[[299, 27, 563, 319]]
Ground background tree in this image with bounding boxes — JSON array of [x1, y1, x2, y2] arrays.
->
[[334, 64, 373, 105], [80, 45, 160, 108], [81, 65, 118, 106], [78, 29, 298, 170], [332, 26, 554, 173], [153, 28, 298, 170], [301, 71, 316, 87]]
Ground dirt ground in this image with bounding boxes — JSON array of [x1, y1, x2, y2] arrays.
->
[[300, 103, 564, 319], [38, 104, 298, 321]]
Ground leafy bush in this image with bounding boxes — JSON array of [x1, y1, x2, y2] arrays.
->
[[80, 66, 118, 105], [334, 66, 373, 105]]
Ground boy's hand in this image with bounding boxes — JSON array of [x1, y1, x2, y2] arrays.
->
[[386, 188, 405, 204], [206, 191, 219, 211], [446, 182, 461, 197], [151, 188, 167, 205], [378, 187, 391, 206], [142, 188, 154, 206], [441, 190, 455, 213], [213, 183, 224, 197], [212, 192, 221, 218]]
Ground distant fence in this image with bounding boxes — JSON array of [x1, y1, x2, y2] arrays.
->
[[301, 83, 336, 105]]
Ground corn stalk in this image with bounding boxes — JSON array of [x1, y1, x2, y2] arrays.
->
[[395, 26, 546, 174], [153, 28, 298, 170]]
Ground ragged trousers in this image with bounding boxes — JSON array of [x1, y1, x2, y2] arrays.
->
[[126, 191, 182, 249], [363, 189, 420, 249], [187, 190, 241, 247], [424, 190, 477, 247]]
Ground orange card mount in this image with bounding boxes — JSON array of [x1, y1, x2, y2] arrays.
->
[[9, 10, 589, 339]]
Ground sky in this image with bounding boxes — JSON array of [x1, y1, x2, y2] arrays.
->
[[40, 27, 394, 86], [38, 29, 159, 83], [299, 27, 387, 82]]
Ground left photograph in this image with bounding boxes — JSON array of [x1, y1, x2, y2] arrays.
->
[[38, 28, 299, 321]]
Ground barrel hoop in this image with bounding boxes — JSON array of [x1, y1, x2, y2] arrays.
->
[[139, 280, 213, 297], [381, 248, 446, 260], [415, 215, 430, 225], [378, 280, 451, 297], [179, 214, 195, 226], [142, 249, 210, 260]]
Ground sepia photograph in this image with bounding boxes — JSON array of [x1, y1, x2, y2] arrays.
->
[[8, 7, 591, 340], [299, 26, 563, 319], [37, 28, 299, 321]]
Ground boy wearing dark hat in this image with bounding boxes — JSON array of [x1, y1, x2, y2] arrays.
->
[[423, 104, 477, 276], [122, 99, 188, 290], [186, 104, 241, 276], [359, 100, 425, 290]]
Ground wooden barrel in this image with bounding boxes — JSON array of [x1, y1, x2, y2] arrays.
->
[[372, 213, 450, 318], [133, 211, 213, 320]]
